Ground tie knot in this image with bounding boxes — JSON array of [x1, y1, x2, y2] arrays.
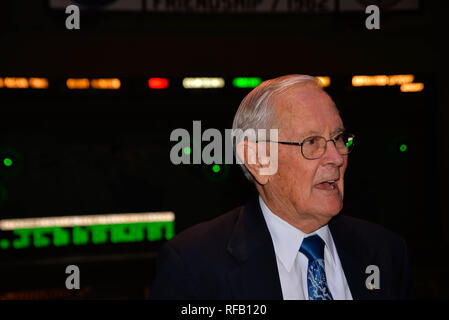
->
[[299, 234, 325, 261]]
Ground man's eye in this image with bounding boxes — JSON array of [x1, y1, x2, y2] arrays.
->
[[334, 133, 344, 141], [304, 137, 317, 145]]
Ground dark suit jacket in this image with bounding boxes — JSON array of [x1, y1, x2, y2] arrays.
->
[[150, 197, 411, 300]]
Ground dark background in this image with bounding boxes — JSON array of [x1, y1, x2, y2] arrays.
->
[[0, 0, 448, 299]]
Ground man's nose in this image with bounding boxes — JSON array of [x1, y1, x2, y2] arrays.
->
[[322, 140, 345, 166]]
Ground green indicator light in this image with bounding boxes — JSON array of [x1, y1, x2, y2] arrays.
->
[[3, 158, 13, 167], [233, 77, 262, 88], [8, 221, 175, 250], [400, 144, 407, 152], [90, 225, 109, 245], [53, 227, 71, 247], [212, 164, 221, 173], [184, 147, 192, 155], [0, 239, 10, 250], [13, 229, 32, 249]]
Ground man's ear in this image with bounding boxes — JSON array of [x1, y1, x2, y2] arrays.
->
[[236, 140, 270, 185]]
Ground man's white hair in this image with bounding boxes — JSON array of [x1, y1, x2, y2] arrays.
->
[[232, 74, 321, 182]]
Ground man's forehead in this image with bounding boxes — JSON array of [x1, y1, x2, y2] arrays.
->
[[276, 84, 333, 111], [273, 85, 343, 137]]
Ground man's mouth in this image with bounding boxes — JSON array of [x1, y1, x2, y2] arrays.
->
[[315, 179, 339, 191]]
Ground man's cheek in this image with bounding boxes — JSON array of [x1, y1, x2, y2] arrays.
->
[[338, 181, 344, 198]]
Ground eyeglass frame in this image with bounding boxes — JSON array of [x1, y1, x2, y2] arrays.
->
[[257, 132, 356, 160]]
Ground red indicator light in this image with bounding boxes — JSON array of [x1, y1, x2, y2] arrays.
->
[[148, 78, 169, 89]]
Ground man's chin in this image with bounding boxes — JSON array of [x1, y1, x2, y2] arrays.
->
[[319, 201, 343, 217], [316, 192, 344, 212]]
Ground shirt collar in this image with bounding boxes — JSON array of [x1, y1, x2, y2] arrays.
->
[[259, 195, 337, 272]]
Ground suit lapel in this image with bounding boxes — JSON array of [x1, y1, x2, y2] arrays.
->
[[226, 197, 283, 300], [328, 215, 379, 300], [225, 199, 388, 300]]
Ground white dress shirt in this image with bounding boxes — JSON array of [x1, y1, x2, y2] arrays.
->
[[259, 196, 353, 300]]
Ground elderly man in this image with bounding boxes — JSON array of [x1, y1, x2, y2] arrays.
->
[[150, 75, 411, 300]]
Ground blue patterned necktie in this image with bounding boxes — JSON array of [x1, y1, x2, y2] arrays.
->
[[299, 234, 333, 300]]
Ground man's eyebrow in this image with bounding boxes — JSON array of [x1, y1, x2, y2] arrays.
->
[[301, 130, 321, 137], [299, 127, 346, 139], [331, 127, 346, 135]]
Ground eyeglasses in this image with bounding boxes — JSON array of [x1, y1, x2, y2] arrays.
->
[[258, 132, 355, 160]]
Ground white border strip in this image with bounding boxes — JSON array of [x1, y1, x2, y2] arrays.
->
[[0, 212, 175, 230]]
